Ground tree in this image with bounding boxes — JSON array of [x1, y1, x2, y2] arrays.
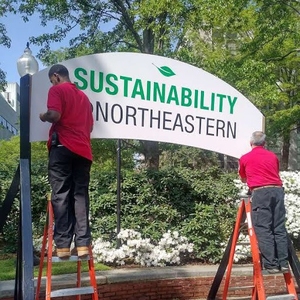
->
[[2, 0, 243, 169], [179, 0, 300, 169], [0, 1, 13, 90], [4, 0, 300, 169], [231, 0, 300, 170], [159, 144, 221, 170]]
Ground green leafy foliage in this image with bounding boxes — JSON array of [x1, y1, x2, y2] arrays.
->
[[1, 162, 239, 262], [0, 135, 239, 262], [89, 167, 239, 261], [3, 0, 300, 259], [2, 0, 300, 169]]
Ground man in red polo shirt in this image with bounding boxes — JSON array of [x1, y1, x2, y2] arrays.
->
[[239, 131, 289, 274], [39, 64, 93, 259]]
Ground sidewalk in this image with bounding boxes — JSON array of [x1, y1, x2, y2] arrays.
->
[[0, 264, 254, 298]]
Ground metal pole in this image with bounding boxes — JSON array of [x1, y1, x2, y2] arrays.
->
[[116, 139, 121, 248], [17, 74, 34, 300], [0, 164, 20, 232]]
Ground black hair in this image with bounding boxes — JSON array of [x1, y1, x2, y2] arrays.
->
[[48, 64, 69, 78]]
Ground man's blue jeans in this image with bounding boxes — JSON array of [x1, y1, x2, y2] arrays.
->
[[251, 186, 288, 270]]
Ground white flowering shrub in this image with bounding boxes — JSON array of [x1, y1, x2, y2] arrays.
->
[[33, 235, 44, 252], [233, 232, 251, 263], [93, 229, 193, 267], [233, 179, 249, 197], [281, 171, 300, 239]]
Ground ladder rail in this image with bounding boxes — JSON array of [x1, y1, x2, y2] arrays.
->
[[88, 246, 99, 299], [222, 200, 247, 300], [46, 199, 54, 300], [76, 259, 81, 300], [35, 203, 50, 300], [244, 199, 266, 300], [283, 272, 298, 297]]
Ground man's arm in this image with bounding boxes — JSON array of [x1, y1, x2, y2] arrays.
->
[[39, 110, 61, 123], [238, 159, 247, 183]]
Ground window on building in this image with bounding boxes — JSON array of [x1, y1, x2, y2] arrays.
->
[[6, 123, 12, 131], [0, 115, 7, 128], [0, 116, 18, 135]]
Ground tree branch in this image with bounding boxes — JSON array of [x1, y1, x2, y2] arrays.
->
[[265, 49, 300, 62], [104, 39, 140, 52], [111, 0, 143, 51], [278, 0, 300, 15]]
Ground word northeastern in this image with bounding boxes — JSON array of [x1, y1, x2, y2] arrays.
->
[[94, 101, 236, 138]]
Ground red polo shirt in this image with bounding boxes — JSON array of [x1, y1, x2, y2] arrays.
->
[[47, 82, 93, 161], [238, 146, 282, 189]]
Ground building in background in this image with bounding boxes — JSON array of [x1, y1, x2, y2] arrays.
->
[[0, 83, 20, 140]]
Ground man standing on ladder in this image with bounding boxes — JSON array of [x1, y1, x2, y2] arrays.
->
[[39, 64, 93, 259], [238, 131, 289, 274]]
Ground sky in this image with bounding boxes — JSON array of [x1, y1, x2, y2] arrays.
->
[[1, 13, 78, 83]]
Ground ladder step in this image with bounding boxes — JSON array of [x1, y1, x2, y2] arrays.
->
[[50, 286, 94, 297], [266, 295, 296, 300], [229, 285, 254, 290], [236, 242, 250, 246], [227, 297, 252, 300], [51, 255, 90, 262]]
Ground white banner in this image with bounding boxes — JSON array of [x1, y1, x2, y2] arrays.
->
[[30, 52, 264, 158]]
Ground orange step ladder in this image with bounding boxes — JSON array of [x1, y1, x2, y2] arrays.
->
[[35, 194, 99, 300], [207, 196, 299, 300]]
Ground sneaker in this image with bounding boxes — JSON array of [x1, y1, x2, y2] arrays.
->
[[266, 268, 281, 274], [56, 248, 71, 259], [77, 246, 89, 258], [281, 266, 290, 274]]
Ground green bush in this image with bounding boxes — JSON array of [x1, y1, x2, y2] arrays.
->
[[0, 161, 50, 252], [1, 162, 239, 263], [89, 167, 239, 262]]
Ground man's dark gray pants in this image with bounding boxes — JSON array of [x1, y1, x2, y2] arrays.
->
[[251, 187, 288, 270], [48, 146, 92, 249]]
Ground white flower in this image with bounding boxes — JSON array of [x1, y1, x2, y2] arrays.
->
[[88, 229, 193, 267]]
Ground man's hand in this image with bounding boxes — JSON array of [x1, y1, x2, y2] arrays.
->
[[39, 113, 46, 122], [239, 176, 247, 183], [39, 110, 61, 123]]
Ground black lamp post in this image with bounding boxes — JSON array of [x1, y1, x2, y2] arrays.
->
[[15, 42, 39, 300], [17, 43, 39, 159]]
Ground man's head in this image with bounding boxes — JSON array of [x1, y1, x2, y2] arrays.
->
[[48, 64, 70, 85], [250, 131, 266, 147]]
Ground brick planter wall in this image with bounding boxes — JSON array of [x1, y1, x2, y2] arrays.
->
[[0, 266, 298, 300]]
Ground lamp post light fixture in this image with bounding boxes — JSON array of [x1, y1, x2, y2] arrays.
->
[[17, 42, 39, 77]]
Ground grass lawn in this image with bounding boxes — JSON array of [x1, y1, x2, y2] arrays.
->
[[0, 254, 111, 281]]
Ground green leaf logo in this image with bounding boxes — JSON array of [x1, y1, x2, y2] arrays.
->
[[153, 64, 176, 77]]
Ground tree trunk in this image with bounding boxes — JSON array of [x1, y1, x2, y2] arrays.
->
[[141, 140, 160, 170], [139, 25, 160, 170], [281, 134, 290, 171]]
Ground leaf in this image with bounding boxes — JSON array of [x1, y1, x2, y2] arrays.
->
[[153, 64, 176, 77]]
